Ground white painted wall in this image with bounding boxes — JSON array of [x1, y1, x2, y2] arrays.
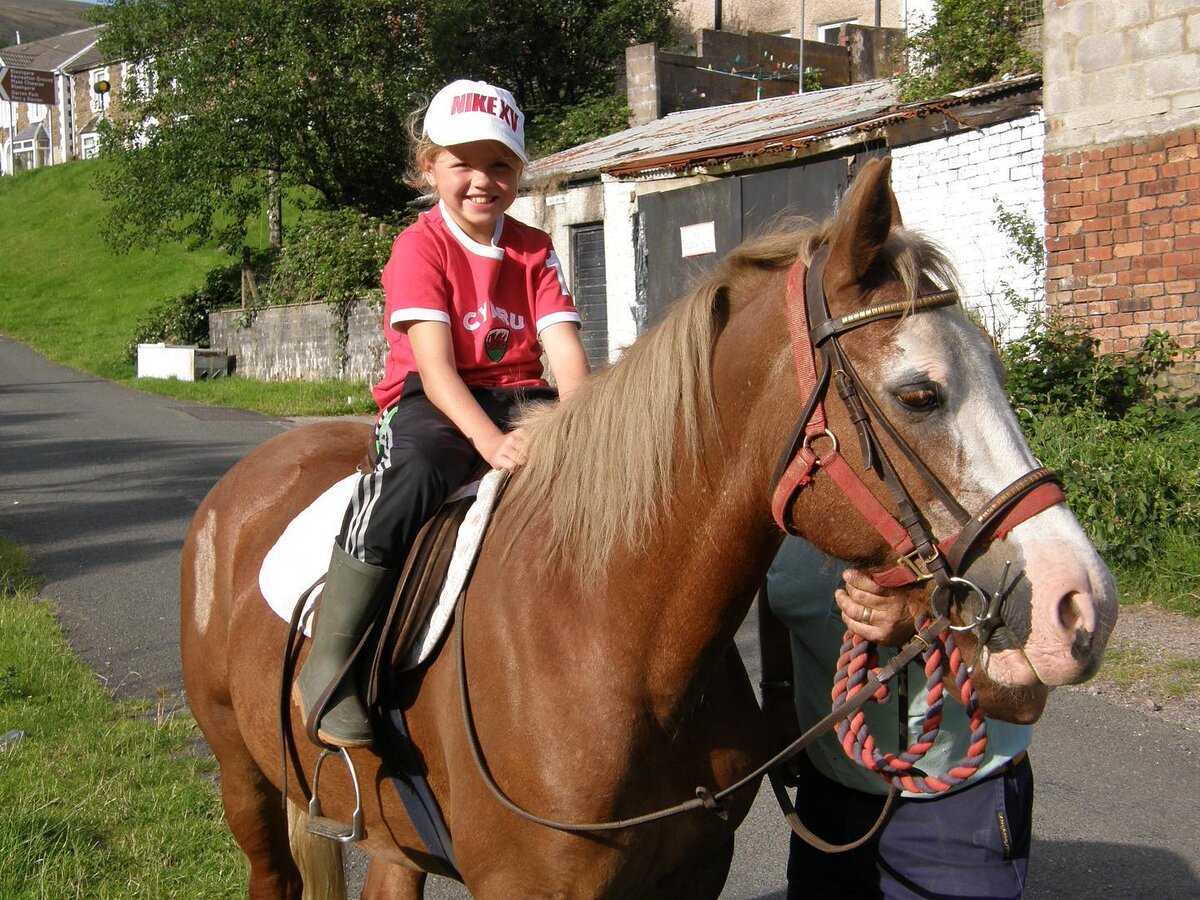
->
[[516, 110, 1046, 358], [892, 111, 1046, 340]]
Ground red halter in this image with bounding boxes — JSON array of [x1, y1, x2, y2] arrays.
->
[[769, 250, 1065, 593]]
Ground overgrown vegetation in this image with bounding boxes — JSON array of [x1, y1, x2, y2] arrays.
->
[[0, 536, 243, 897], [897, 0, 1041, 101], [94, 0, 668, 255], [994, 206, 1199, 611]]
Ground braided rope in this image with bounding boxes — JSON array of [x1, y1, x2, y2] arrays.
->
[[832, 616, 988, 794]]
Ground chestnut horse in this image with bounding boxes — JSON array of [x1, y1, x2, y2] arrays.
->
[[181, 159, 1117, 898]]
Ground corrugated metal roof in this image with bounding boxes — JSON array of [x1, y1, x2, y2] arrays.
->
[[0, 25, 104, 72], [529, 74, 1041, 181]]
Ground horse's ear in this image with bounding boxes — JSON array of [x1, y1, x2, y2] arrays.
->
[[826, 158, 896, 295]]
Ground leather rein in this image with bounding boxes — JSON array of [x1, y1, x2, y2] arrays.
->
[[455, 246, 1067, 835]]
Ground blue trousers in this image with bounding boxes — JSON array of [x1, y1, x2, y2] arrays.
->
[[786, 751, 1033, 899]]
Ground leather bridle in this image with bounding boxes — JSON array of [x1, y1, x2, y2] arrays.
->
[[451, 247, 1070, 838], [769, 246, 1066, 651]]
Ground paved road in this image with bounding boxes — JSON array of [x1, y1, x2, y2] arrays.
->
[[1, 335, 1196, 898]]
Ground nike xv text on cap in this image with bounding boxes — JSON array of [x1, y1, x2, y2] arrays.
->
[[423, 79, 527, 164]]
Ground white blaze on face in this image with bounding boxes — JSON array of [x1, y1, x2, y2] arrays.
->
[[886, 311, 1118, 686]]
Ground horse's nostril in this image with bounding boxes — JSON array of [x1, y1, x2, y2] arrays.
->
[[1058, 592, 1083, 631]]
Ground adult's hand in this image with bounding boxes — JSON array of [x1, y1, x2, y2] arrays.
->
[[835, 568, 917, 646]]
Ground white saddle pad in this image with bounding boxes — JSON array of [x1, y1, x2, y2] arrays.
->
[[259, 468, 507, 669]]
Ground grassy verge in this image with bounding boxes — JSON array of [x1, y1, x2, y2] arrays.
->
[[1113, 527, 1200, 618], [1100, 643, 1200, 701], [0, 538, 243, 898], [0, 160, 369, 416], [118, 373, 376, 417]]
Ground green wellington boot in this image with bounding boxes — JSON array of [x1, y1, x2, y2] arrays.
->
[[296, 544, 394, 748]]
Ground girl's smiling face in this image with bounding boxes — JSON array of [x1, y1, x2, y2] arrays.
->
[[424, 140, 522, 245]]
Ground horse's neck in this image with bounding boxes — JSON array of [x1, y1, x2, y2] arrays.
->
[[591, 451, 779, 725]]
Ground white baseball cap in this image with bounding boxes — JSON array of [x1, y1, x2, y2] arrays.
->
[[423, 79, 528, 164]]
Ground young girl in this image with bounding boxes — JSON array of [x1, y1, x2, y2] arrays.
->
[[297, 79, 590, 748]]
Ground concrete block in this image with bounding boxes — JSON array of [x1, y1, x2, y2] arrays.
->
[[1157, 0, 1200, 18], [1129, 18, 1187, 62], [1145, 54, 1200, 97], [1051, 0, 1098, 42], [1108, 0, 1152, 29], [1173, 89, 1200, 111], [1076, 31, 1127, 73]]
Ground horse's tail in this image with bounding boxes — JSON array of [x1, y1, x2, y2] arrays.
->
[[287, 798, 348, 900]]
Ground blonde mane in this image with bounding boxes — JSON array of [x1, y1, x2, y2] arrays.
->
[[496, 209, 961, 589]]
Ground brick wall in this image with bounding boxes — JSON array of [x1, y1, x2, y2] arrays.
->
[[1044, 130, 1200, 383], [1043, 0, 1200, 390]]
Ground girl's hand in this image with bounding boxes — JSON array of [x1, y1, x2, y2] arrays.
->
[[835, 568, 917, 646], [477, 427, 528, 471]]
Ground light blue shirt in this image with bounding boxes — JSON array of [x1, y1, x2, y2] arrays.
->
[[767, 536, 1031, 799]]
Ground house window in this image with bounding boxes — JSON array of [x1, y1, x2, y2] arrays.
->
[[13, 139, 42, 172], [81, 133, 101, 160], [818, 19, 857, 44], [90, 68, 111, 113], [128, 59, 158, 100]]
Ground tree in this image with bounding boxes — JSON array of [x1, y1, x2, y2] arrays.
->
[[96, 0, 430, 252], [95, 0, 674, 254], [418, 0, 674, 154], [420, 0, 673, 115], [896, 0, 1040, 102]]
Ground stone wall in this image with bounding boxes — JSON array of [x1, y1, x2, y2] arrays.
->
[[1042, 0, 1199, 389], [892, 112, 1047, 341], [209, 299, 386, 385]]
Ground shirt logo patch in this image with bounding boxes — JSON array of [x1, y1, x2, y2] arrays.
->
[[484, 328, 510, 362]]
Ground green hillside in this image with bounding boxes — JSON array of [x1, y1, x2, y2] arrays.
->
[[0, 161, 255, 379], [0, 0, 95, 46], [0, 160, 376, 416]]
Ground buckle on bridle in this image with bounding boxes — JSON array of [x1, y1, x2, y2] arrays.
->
[[897, 546, 939, 583]]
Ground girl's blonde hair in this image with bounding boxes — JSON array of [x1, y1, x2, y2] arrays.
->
[[404, 103, 525, 194]]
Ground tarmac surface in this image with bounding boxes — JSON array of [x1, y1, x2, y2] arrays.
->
[[1, 334, 1196, 898]]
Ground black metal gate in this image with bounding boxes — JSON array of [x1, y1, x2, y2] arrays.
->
[[569, 223, 610, 368], [634, 150, 884, 327]]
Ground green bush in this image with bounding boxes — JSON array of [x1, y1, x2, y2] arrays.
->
[[528, 93, 632, 158], [897, 0, 1040, 101], [123, 253, 272, 362], [1018, 404, 1200, 565], [258, 208, 400, 311], [1003, 325, 1181, 420]]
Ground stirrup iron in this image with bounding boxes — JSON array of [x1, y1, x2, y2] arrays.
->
[[306, 747, 365, 843]]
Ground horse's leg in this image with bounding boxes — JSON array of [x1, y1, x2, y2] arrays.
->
[[645, 838, 735, 900], [200, 706, 307, 899], [361, 859, 426, 899]]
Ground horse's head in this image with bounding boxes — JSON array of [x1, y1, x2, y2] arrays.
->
[[776, 158, 1117, 688]]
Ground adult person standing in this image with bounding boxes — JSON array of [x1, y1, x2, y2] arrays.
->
[[761, 536, 1048, 899]]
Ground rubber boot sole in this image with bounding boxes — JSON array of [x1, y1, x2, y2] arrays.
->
[[291, 682, 374, 750]]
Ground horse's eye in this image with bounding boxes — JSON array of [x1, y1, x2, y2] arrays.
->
[[895, 386, 940, 411]]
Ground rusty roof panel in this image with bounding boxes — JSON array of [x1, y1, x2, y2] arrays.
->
[[529, 75, 1041, 182]]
